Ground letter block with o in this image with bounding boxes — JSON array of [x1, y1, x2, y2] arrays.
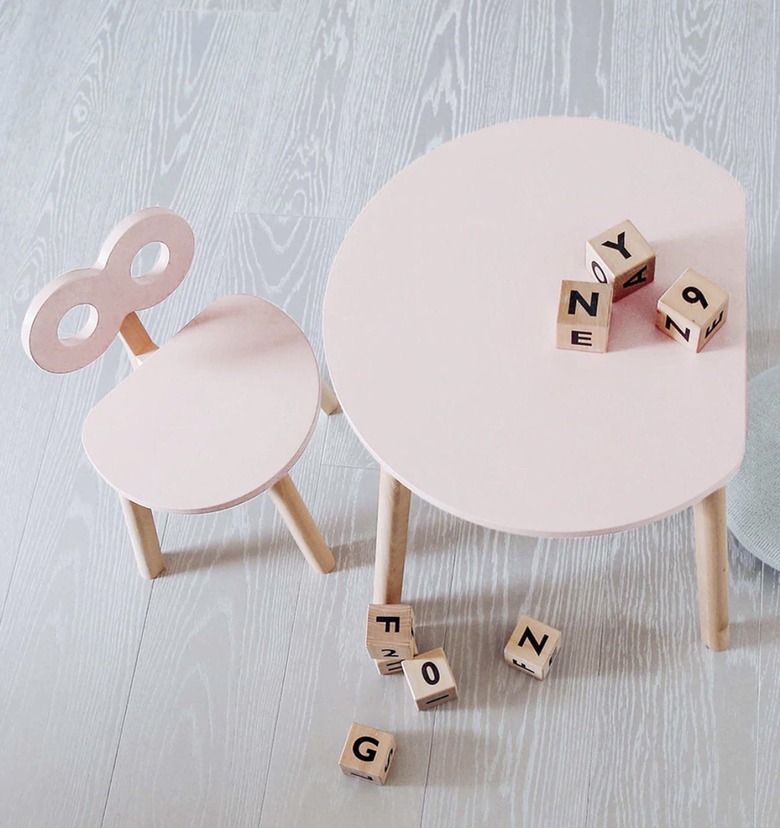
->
[[556, 280, 613, 353], [366, 603, 416, 661], [504, 615, 562, 681], [586, 218, 656, 301], [655, 268, 729, 353], [339, 723, 396, 785], [402, 647, 458, 710]]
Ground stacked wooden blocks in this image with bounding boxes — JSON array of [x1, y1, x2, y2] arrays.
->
[[557, 218, 729, 354]]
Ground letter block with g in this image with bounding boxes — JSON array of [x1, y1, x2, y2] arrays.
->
[[504, 615, 562, 681], [586, 218, 656, 301], [655, 268, 729, 352], [338, 723, 397, 785]]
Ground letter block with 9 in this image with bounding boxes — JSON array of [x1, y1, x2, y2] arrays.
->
[[402, 647, 458, 710], [339, 722, 397, 785], [504, 615, 562, 681], [586, 218, 656, 301], [556, 280, 613, 353], [655, 268, 729, 353], [366, 603, 416, 661]]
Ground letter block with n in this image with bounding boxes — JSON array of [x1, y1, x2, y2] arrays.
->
[[504, 615, 562, 681], [556, 280, 613, 353], [339, 723, 397, 785], [586, 218, 656, 301], [655, 268, 729, 353], [366, 603, 416, 662]]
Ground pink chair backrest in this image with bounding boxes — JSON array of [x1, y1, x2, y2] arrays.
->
[[21, 207, 195, 373]]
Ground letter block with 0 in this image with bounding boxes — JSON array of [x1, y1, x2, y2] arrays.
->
[[556, 280, 613, 353], [366, 603, 416, 661], [339, 722, 397, 785], [402, 647, 458, 710], [586, 218, 656, 301], [655, 268, 729, 353], [504, 615, 562, 681]]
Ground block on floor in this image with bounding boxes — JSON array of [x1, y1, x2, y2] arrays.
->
[[366, 603, 416, 660], [504, 615, 561, 680], [402, 647, 458, 710], [338, 722, 396, 785]]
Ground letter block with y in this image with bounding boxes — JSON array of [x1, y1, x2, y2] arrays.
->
[[504, 615, 562, 681], [586, 218, 656, 301], [655, 268, 729, 353], [366, 603, 416, 661], [556, 280, 613, 353], [339, 723, 396, 785]]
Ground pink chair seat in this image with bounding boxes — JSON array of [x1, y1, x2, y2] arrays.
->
[[83, 294, 320, 514]]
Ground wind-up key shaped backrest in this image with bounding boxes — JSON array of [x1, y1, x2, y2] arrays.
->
[[21, 207, 195, 373]]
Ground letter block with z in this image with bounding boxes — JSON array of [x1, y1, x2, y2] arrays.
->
[[586, 218, 656, 301], [402, 647, 458, 710], [339, 723, 396, 785], [366, 603, 416, 661], [556, 280, 613, 353], [504, 615, 561, 681], [655, 268, 729, 353]]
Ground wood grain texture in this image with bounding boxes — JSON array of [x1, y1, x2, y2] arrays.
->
[[0, 344, 168, 828], [420, 531, 612, 827], [238, 0, 402, 218], [1, 0, 780, 825]]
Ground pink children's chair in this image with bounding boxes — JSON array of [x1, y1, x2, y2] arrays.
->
[[22, 207, 339, 578]]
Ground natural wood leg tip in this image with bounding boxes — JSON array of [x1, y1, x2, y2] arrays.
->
[[704, 630, 730, 652], [316, 554, 337, 575], [141, 562, 166, 579]]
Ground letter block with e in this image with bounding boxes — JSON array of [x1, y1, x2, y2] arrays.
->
[[556, 280, 613, 353], [366, 603, 416, 661], [504, 615, 562, 681], [339, 723, 397, 785], [586, 218, 656, 301], [655, 268, 729, 353], [402, 647, 458, 710]]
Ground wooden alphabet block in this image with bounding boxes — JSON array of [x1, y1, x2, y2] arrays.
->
[[656, 268, 729, 352], [402, 647, 458, 710], [374, 656, 405, 676], [339, 722, 396, 785], [556, 280, 613, 353], [586, 219, 656, 301], [366, 603, 416, 661], [504, 615, 561, 680]]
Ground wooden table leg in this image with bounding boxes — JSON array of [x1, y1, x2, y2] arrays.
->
[[119, 494, 165, 579], [692, 486, 729, 651], [374, 468, 411, 603], [269, 474, 336, 574]]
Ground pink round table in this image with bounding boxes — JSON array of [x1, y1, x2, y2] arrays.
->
[[323, 117, 746, 651]]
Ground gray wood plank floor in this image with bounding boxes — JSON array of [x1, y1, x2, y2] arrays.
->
[[1, 1, 778, 826]]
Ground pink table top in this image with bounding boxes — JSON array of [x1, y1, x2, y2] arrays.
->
[[323, 118, 747, 536]]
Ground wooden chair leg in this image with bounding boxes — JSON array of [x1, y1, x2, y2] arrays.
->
[[692, 486, 729, 651], [320, 380, 340, 415], [118, 494, 165, 579], [269, 474, 335, 574], [374, 468, 412, 603]]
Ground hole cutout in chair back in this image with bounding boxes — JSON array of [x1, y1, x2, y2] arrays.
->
[[21, 207, 195, 373], [131, 241, 170, 280]]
